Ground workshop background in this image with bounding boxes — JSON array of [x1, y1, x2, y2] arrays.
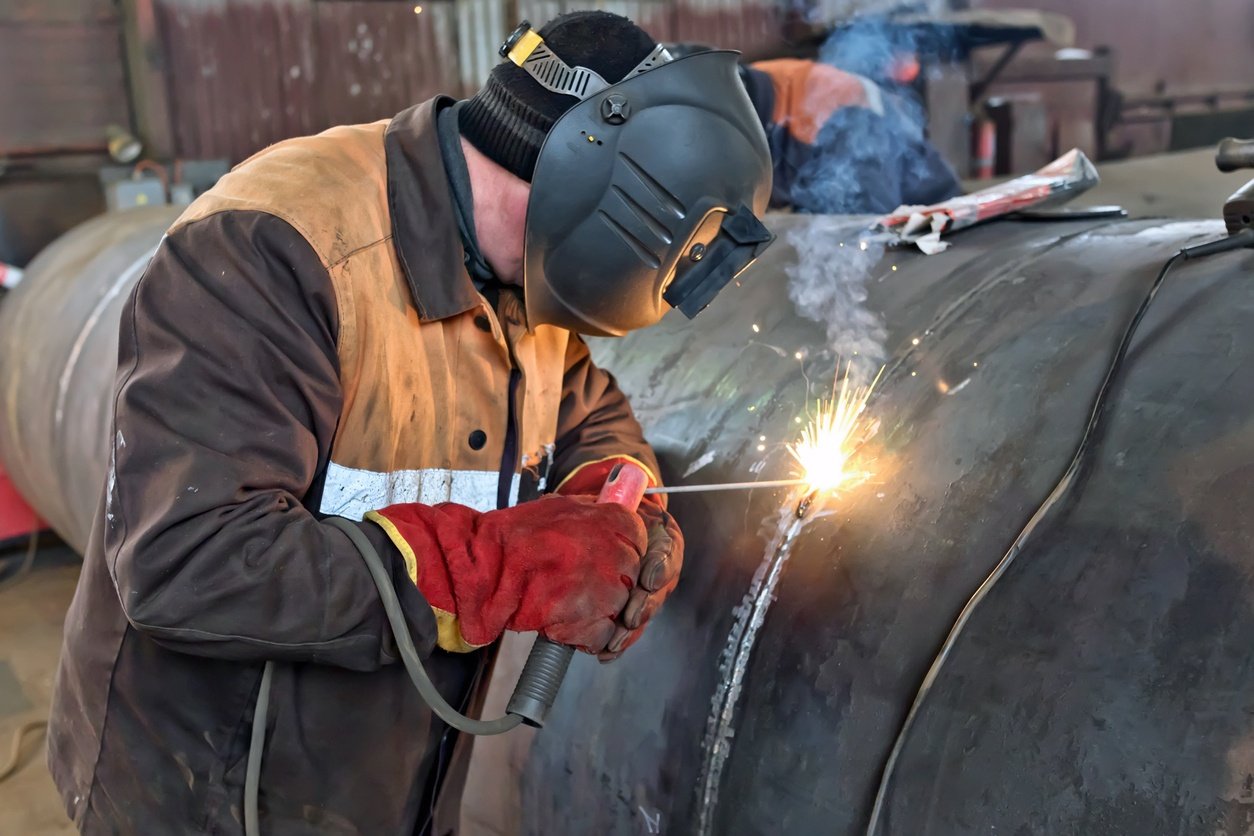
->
[[2, 1, 1253, 834], [3, 0, 1252, 270]]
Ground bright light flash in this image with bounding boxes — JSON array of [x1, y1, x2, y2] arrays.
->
[[788, 363, 882, 495]]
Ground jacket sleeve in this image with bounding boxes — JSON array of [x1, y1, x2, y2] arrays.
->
[[551, 335, 661, 490], [104, 210, 438, 670]]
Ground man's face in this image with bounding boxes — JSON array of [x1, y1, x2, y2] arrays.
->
[[459, 135, 530, 288]]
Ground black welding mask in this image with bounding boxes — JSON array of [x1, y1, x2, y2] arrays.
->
[[502, 23, 775, 336]]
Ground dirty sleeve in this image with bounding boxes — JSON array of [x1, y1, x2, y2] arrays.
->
[[551, 335, 662, 490], [102, 210, 438, 670]]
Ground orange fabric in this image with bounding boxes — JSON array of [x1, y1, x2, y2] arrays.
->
[[752, 58, 870, 145], [171, 121, 571, 494]]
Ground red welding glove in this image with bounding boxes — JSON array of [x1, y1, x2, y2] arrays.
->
[[557, 457, 685, 660], [366, 495, 647, 654]]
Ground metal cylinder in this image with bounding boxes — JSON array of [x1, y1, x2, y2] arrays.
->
[[466, 214, 1254, 836], [0, 206, 177, 551], [5, 208, 1254, 834]]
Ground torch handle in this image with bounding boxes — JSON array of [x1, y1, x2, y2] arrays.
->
[[506, 462, 649, 728]]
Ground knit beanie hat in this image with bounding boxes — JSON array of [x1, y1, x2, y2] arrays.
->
[[459, 12, 658, 182]]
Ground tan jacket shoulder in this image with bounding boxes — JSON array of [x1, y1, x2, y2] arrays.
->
[[171, 120, 393, 267]]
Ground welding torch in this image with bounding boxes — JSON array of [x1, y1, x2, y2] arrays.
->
[[248, 466, 816, 833], [244, 465, 648, 836]]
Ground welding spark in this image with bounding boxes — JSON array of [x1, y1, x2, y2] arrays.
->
[[788, 363, 883, 495]]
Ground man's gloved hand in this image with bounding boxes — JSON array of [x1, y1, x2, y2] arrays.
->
[[556, 457, 685, 660], [366, 494, 647, 654]]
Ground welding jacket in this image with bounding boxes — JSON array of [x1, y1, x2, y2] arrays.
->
[[46, 97, 660, 836], [743, 58, 962, 213]]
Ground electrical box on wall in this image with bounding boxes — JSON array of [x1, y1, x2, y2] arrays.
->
[[104, 178, 168, 212]]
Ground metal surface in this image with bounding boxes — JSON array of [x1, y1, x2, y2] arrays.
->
[[145, 0, 789, 163], [5, 194, 1254, 834], [0, 0, 130, 156], [0, 173, 105, 267], [0, 206, 177, 552], [153, 0, 464, 162], [465, 211, 1254, 835]]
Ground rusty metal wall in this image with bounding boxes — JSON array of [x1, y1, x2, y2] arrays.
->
[[151, 0, 791, 162], [0, 0, 131, 156], [155, 0, 462, 162], [973, 0, 1254, 97]]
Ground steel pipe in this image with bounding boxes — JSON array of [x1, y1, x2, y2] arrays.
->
[[469, 213, 1254, 836], [0, 206, 178, 551], [4, 207, 1254, 835]]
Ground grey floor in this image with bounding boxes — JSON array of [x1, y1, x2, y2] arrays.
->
[[0, 542, 78, 835]]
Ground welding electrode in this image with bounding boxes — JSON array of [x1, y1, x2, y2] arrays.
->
[[244, 464, 649, 835]]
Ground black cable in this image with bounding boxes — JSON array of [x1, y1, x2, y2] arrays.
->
[[323, 518, 523, 736], [865, 230, 1254, 834], [244, 660, 273, 836], [243, 518, 522, 836], [0, 532, 39, 592], [0, 719, 47, 784]]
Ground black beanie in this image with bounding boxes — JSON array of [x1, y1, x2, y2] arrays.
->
[[459, 12, 657, 182]]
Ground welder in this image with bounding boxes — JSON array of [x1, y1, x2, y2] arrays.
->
[[45, 12, 772, 835], [671, 43, 961, 213], [742, 57, 961, 213]]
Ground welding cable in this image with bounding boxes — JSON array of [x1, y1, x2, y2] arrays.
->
[[864, 228, 1254, 835], [0, 532, 39, 593], [243, 661, 272, 836], [323, 517, 523, 735], [0, 719, 47, 784], [244, 517, 522, 836]]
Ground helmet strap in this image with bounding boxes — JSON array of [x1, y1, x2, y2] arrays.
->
[[500, 21, 673, 101]]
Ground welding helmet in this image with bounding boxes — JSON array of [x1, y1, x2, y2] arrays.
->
[[500, 21, 775, 336]]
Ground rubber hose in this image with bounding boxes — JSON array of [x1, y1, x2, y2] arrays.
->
[[0, 719, 47, 784], [244, 660, 272, 836], [244, 517, 522, 836], [325, 517, 523, 735]]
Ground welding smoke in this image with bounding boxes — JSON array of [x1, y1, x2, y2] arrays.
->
[[785, 217, 887, 384]]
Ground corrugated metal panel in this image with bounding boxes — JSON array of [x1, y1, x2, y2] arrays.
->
[[157, 0, 464, 161], [457, 0, 506, 93], [153, 0, 800, 161], [0, 0, 130, 155], [0, 0, 117, 24]]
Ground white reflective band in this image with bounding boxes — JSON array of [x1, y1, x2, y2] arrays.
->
[[319, 462, 521, 521]]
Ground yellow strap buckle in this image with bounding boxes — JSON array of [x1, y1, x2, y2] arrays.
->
[[505, 27, 544, 67]]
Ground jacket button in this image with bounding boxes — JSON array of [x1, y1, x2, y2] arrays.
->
[[474, 314, 491, 332], [468, 430, 487, 450]]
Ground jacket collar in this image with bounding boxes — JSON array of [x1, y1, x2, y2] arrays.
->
[[385, 97, 482, 322]]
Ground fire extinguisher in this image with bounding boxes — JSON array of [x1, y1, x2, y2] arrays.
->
[[972, 117, 997, 180]]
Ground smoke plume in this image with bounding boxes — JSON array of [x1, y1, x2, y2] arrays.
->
[[785, 217, 887, 384]]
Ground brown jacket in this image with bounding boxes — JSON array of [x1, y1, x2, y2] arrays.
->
[[47, 98, 658, 835]]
